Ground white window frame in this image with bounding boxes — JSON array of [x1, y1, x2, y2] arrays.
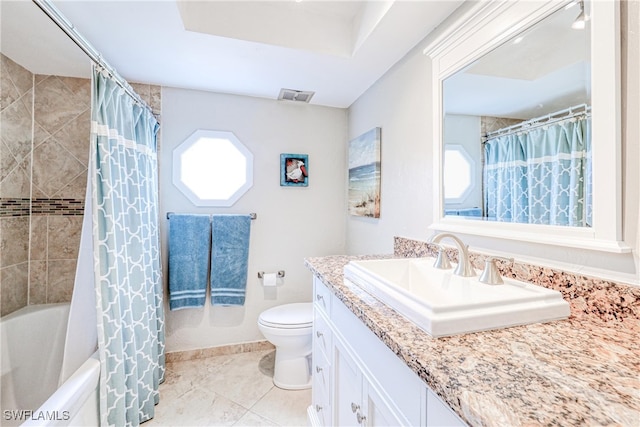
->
[[172, 129, 253, 207], [443, 144, 475, 204]]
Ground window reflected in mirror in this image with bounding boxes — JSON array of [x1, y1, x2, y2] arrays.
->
[[442, 1, 591, 227]]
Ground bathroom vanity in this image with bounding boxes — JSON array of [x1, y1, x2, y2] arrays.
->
[[305, 254, 640, 427], [308, 274, 464, 426]]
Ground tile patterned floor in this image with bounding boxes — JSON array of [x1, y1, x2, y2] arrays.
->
[[146, 349, 311, 426]]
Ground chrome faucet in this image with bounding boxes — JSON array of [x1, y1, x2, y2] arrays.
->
[[479, 256, 514, 285], [429, 232, 475, 277]]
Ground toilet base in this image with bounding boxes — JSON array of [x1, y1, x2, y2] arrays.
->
[[272, 350, 311, 390]]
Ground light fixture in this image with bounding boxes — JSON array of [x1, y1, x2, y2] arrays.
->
[[571, 1, 590, 30]]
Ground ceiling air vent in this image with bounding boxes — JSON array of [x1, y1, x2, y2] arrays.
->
[[278, 88, 315, 103]]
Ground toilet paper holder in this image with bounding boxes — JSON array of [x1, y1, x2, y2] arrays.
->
[[257, 271, 285, 279]]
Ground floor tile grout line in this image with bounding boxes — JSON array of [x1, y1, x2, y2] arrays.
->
[[152, 349, 308, 426]]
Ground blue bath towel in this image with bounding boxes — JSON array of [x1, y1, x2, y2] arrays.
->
[[210, 215, 252, 306], [168, 214, 211, 310]]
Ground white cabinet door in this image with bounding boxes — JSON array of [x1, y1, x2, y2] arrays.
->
[[334, 340, 363, 427], [427, 389, 466, 426], [334, 339, 407, 427], [365, 381, 406, 427]]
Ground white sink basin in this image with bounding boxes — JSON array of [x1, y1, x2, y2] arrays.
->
[[343, 258, 570, 337]]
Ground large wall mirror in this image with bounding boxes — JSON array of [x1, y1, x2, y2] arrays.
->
[[425, 0, 628, 253]]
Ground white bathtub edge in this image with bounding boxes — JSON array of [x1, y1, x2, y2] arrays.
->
[[21, 352, 100, 427]]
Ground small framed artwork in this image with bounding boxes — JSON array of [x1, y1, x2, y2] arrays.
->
[[348, 127, 381, 218], [280, 153, 309, 187]]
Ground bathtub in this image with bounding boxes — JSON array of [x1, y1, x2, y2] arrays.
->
[[0, 303, 99, 426]]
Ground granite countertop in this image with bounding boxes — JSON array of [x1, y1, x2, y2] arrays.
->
[[305, 255, 640, 427]]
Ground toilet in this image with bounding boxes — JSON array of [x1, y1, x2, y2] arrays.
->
[[258, 302, 313, 390]]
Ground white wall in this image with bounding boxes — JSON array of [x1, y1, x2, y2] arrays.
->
[[161, 87, 347, 352], [347, 3, 639, 286], [347, 46, 433, 255]]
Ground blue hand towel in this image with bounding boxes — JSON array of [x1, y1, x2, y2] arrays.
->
[[168, 214, 211, 310], [210, 215, 251, 306]]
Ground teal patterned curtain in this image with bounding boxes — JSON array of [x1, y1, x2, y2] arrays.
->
[[90, 66, 165, 426], [484, 116, 591, 226]]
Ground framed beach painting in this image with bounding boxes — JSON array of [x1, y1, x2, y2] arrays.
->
[[280, 153, 309, 187], [348, 127, 381, 218]]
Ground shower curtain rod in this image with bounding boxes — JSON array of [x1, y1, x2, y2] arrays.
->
[[32, 0, 156, 118], [484, 103, 591, 141]]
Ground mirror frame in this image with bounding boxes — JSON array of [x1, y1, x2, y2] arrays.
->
[[424, 0, 629, 253]]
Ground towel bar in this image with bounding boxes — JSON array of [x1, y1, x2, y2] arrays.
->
[[166, 212, 257, 220]]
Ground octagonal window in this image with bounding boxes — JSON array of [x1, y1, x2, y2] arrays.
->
[[444, 144, 475, 203], [173, 130, 253, 207]]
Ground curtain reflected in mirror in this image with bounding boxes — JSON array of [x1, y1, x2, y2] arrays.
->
[[443, 1, 591, 227], [483, 106, 591, 226]]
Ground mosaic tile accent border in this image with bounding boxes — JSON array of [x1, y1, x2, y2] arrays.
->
[[0, 198, 84, 217], [393, 236, 640, 325], [0, 198, 30, 217]]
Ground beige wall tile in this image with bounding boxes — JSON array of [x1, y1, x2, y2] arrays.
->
[[58, 76, 90, 102], [0, 140, 18, 183], [150, 86, 161, 114], [1, 54, 33, 110], [0, 217, 29, 268], [47, 216, 82, 260], [33, 122, 52, 149], [47, 259, 76, 303], [34, 76, 87, 135], [29, 215, 48, 261], [32, 137, 85, 197], [29, 260, 48, 305], [0, 158, 31, 198], [1, 262, 29, 316], [53, 109, 90, 167], [53, 171, 87, 200], [1, 91, 33, 163]]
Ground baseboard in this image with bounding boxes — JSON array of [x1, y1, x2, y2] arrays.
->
[[165, 340, 275, 363]]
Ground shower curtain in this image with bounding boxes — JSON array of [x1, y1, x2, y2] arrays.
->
[[484, 117, 591, 226], [90, 66, 165, 426]]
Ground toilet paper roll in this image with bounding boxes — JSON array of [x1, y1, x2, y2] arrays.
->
[[263, 273, 277, 287]]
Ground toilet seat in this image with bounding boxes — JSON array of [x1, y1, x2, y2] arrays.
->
[[258, 302, 312, 329]]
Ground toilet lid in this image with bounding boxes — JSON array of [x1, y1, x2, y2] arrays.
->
[[259, 302, 313, 329]]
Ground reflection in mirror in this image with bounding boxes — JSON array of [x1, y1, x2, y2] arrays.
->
[[442, 2, 591, 227]]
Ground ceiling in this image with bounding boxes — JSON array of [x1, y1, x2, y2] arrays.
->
[[1, 0, 464, 108], [444, 1, 591, 119]]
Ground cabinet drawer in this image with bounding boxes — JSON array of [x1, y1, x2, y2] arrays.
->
[[313, 276, 332, 315], [312, 351, 332, 426], [311, 380, 331, 427], [313, 311, 333, 361], [312, 352, 331, 403]]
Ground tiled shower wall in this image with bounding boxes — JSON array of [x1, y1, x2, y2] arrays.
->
[[1, 53, 37, 316], [0, 53, 161, 316]]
